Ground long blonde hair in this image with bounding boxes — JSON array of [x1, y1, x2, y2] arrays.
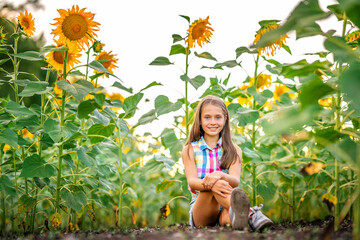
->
[[185, 95, 239, 169]]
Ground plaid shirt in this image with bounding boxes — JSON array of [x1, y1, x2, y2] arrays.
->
[[189, 136, 228, 199]]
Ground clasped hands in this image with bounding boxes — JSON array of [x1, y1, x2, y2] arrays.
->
[[201, 171, 232, 198]]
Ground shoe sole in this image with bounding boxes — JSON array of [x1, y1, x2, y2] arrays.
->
[[255, 219, 273, 232], [231, 188, 250, 230]]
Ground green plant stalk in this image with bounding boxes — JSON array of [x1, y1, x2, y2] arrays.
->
[[0, 148, 5, 235], [185, 47, 190, 138], [55, 50, 69, 216], [291, 173, 295, 223], [85, 48, 91, 81], [117, 127, 123, 228], [13, 35, 19, 103], [251, 54, 260, 206], [22, 148, 29, 232], [354, 143, 360, 239], [334, 157, 340, 231], [12, 150, 20, 234]]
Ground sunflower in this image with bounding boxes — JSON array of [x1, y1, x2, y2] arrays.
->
[[250, 74, 272, 90], [93, 40, 105, 53], [186, 16, 214, 49], [106, 92, 124, 102], [318, 97, 332, 108], [3, 144, 11, 152], [17, 10, 36, 36], [346, 30, 360, 49], [273, 84, 291, 101], [95, 51, 118, 77], [0, 26, 6, 44], [51, 5, 100, 50], [253, 20, 288, 57], [22, 128, 33, 139], [237, 83, 252, 105], [46, 39, 82, 72]]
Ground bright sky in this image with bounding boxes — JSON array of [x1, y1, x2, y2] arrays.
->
[[28, 0, 340, 136]]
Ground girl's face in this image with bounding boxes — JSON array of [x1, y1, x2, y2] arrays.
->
[[200, 103, 226, 138]]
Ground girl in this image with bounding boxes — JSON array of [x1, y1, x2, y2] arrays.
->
[[182, 95, 272, 231]]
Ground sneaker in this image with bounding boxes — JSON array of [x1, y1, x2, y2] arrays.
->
[[248, 204, 273, 232], [230, 188, 250, 230]]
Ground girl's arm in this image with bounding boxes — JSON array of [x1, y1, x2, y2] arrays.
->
[[202, 145, 242, 189], [182, 144, 209, 192]]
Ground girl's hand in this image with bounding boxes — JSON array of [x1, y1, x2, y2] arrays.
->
[[210, 180, 232, 198], [202, 171, 223, 190]]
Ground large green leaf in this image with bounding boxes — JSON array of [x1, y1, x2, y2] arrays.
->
[[5, 101, 36, 116], [61, 190, 87, 212], [149, 56, 173, 65], [154, 155, 175, 170], [0, 175, 16, 197], [11, 51, 44, 61], [189, 75, 206, 90], [338, 0, 360, 28], [112, 81, 133, 93], [18, 82, 51, 97], [77, 147, 96, 167], [88, 123, 115, 144], [298, 75, 334, 107], [324, 36, 360, 63], [18, 194, 37, 213], [341, 61, 360, 115], [156, 179, 175, 193], [170, 44, 186, 55], [19, 154, 57, 178], [88, 60, 121, 80], [56, 80, 95, 101], [248, 87, 273, 106], [236, 108, 260, 126], [135, 109, 157, 127], [78, 100, 97, 119], [195, 51, 217, 61], [123, 93, 144, 118], [44, 119, 64, 143], [140, 81, 162, 92], [235, 46, 257, 58], [155, 95, 182, 117], [0, 129, 18, 149]]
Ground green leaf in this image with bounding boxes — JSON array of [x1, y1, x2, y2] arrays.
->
[[195, 51, 217, 61], [155, 95, 182, 117], [341, 61, 360, 115], [156, 180, 175, 193], [0, 129, 18, 149], [78, 100, 97, 119], [324, 36, 360, 63], [189, 75, 206, 90], [112, 81, 133, 93], [61, 190, 87, 212], [235, 46, 257, 58], [18, 82, 51, 97], [140, 81, 162, 92], [299, 75, 334, 107], [0, 175, 16, 197], [88, 60, 121, 80], [172, 34, 183, 43], [214, 60, 239, 68], [88, 123, 115, 144], [44, 119, 63, 143], [19, 154, 57, 178], [40, 45, 68, 55], [6, 101, 36, 116], [11, 51, 44, 61], [154, 155, 175, 170], [236, 108, 260, 126], [179, 15, 190, 23], [0, 58, 9, 66], [149, 56, 173, 65], [135, 109, 157, 127], [170, 44, 186, 55], [77, 147, 96, 167], [123, 93, 144, 118], [56, 80, 95, 101], [338, 0, 360, 28], [248, 87, 273, 106]]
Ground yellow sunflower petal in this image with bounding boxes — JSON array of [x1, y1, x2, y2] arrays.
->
[[185, 16, 214, 49], [17, 10, 35, 36]]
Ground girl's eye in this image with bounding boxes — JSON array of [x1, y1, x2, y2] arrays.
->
[[205, 116, 210, 119], [216, 116, 221, 119]]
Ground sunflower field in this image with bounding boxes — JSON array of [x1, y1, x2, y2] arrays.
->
[[0, 0, 360, 239]]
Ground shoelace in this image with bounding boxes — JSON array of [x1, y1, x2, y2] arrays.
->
[[251, 204, 264, 212]]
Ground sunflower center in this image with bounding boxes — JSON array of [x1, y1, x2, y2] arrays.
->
[[53, 51, 64, 64], [21, 20, 30, 28], [62, 14, 88, 40], [192, 22, 206, 39]]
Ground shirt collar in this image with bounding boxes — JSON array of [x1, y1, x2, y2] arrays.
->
[[199, 136, 222, 151]]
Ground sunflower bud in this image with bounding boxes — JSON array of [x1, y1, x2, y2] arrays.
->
[[50, 212, 62, 229], [93, 40, 105, 53]]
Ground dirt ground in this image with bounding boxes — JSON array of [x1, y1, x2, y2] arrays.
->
[[3, 216, 354, 240]]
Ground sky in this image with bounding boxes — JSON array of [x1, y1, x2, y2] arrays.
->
[[25, 0, 340, 136]]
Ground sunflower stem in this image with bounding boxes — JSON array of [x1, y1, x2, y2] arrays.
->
[[251, 54, 260, 206], [85, 48, 91, 81], [0, 147, 5, 235], [117, 124, 123, 229], [185, 46, 190, 138], [55, 49, 68, 224]]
